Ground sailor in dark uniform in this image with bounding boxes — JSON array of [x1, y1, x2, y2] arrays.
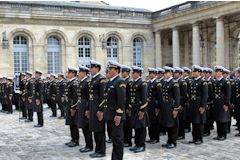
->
[[5, 77, 13, 114], [33, 70, 44, 127], [102, 60, 126, 160], [25, 71, 34, 122], [65, 66, 79, 147], [233, 67, 240, 137], [203, 67, 214, 136], [48, 74, 57, 117], [88, 60, 107, 158], [56, 73, 67, 119], [160, 66, 180, 149], [121, 65, 133, 147], [182, 67, 192, 133], [212, 65, 231, 141], [223, 68, 232, 133], [188, 65, 208, 145], [128, 66, 148, 153], [146, 67, 161, 144], [173, 67, 188, 140], [77, 65, 93, 153], [19, 73, 27, 119]]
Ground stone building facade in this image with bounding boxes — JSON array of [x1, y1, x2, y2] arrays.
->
[[0, 1, 240, 76]]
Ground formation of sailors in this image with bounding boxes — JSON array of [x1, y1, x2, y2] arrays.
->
[[1, 60, 240, 160]]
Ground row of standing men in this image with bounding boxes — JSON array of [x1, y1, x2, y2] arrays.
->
[[1, 61, 240, 160]]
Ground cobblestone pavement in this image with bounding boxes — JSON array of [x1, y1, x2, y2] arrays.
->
[[0, 105, 239, 160]]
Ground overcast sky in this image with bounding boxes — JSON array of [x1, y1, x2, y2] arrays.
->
[[104, 0, 188, 11]]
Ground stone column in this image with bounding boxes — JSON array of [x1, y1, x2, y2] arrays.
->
[[155, 31, 162, 67], [216, 17, 225, 66], [172, 27, 180, 67], [183, 32, 189, 66], [192, 22, 200, 65]]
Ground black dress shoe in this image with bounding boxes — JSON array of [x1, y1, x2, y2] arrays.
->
[[235, 133, 240, 137], [124, 143, 132, 147], [34, 124, 43, 128], [213, 137, 225, 141], [203, 133, 210, 137], [106, 139, 112, 143], [194, 140, 203, 145], [129, 146, 138, 151], [25, 119, 33, 122], [177, 136, 185, 140], [188, 140, 196, 144], [79, 147, 93, 153], [19, 117, 27, 120], [134, 147, 145, 153], [68, 142, 79, 147], [150, 140, 159, 144], [146, 140, 152, 143], [89, 152, 105, 158], [161, 143, 169, 148], [65, 141, 72, 146], [166, 143, 176, 149]]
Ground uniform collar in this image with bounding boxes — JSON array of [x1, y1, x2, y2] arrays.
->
[[110, 75, 118, 82], [216, 76, 223, 81], [184, 76, 189, 80], [80, 76, 88, 82], [123, 76, 130, 81], [92, 72, 100, 78], [134, 77, 141, 82], [150, 77, 156, 83], [69, 77, 75, 82], [194, 76, 201, 80], [165, 77, 173, 82]]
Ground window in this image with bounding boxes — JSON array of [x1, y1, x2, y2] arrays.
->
[[78, 36, 91, 67], [106, 37, 118, 62], [47, 36, 61, 74], [133, 37, 143, 67], [13, 35, 29, 73]]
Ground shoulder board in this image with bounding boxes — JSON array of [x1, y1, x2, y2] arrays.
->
[[173, 83, 179, 87], [142, 81, 147, 86], [100, 79, 106, 84], [203, 82, 208, 85], [119, 83, 126, 88]]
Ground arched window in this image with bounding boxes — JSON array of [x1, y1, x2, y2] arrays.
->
[[106, 37, 118, 62], [133, 37, 143, 67], [78, 36, 91, 67], [13, 35, 29, 73], [47, 36, 61, 74]]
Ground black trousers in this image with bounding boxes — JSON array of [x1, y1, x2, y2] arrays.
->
[[108, 121, 124, 160], [82, 127, 93, 149], [217, 122, 228, 138], [27, 109, 33, 121], [37, 112, 44, 126], [107, 121, 113, 140], [94, 131, 106, 154], [237, 117, 240, 133], [192, 123, 204, 142], [134, 127, 146, 148], [7, 99, 13, 113], [148, 123, 160, 141], [178, 119, 185, 138], [50, 99, 57, 117], [204, 109, 211, 134], [70, 125, 79, 143], [21, 100, 27, 118], [166, 127, 178, 145], [124, 119, 132, 145], [57, 100, 65, 117]]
